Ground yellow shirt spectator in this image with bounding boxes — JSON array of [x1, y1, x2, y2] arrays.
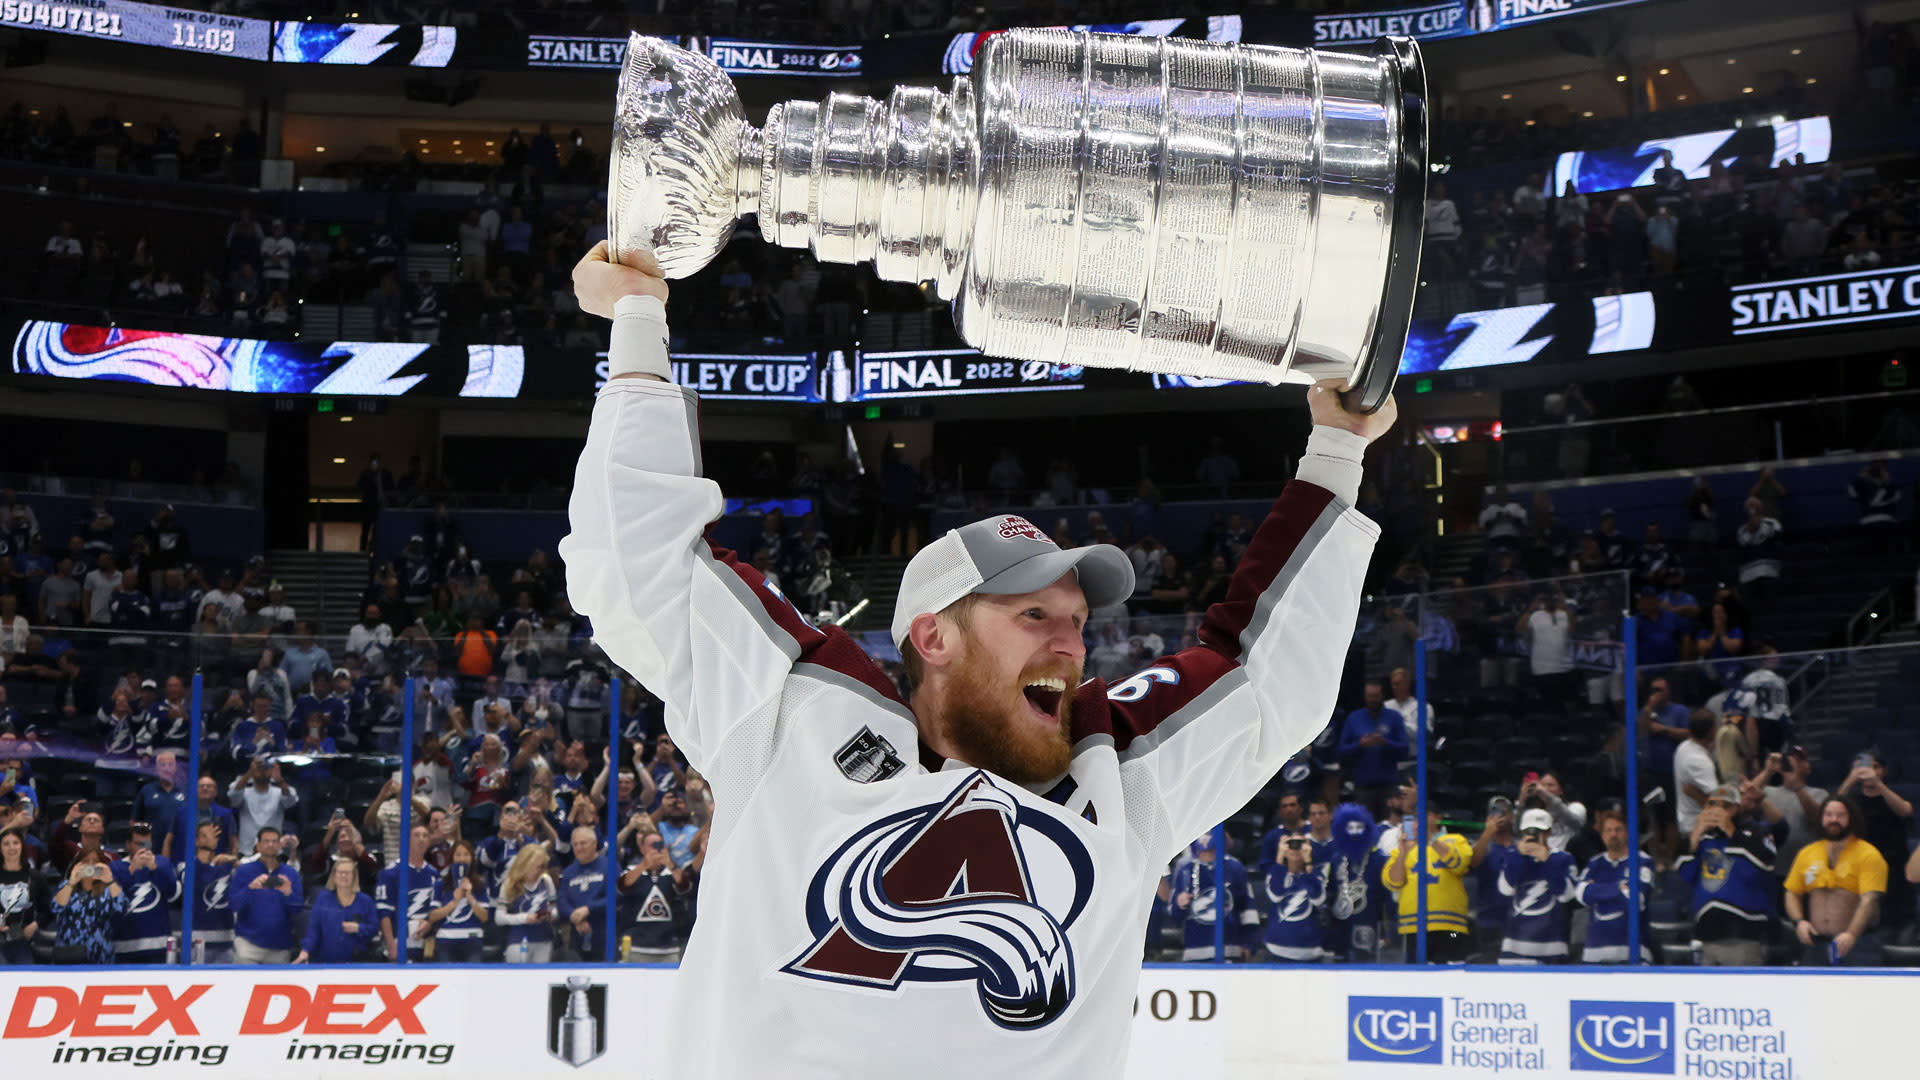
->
[[1785, 836, 1888, 896], [1382, 831, 1475, 935]]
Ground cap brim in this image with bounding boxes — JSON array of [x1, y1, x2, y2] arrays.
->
[[973, 544, 1135, 610]]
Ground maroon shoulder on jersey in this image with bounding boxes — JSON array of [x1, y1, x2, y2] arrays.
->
[[706, 542, 908, 708], [1070, 480, 1340, 756]]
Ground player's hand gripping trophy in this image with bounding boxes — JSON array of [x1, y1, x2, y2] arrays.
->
[[591, 29, 1427, 413]]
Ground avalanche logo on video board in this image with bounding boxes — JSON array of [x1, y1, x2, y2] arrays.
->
[[272, 21, 456, 66], [1570, 1000, 1674, 1073], [1348, 996, 1443, 1064]]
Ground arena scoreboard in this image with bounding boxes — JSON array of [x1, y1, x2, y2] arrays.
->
[[0, 0, 271, 59]]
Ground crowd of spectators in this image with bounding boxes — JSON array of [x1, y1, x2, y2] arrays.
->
[[13, 19, 1915, 352], [1147, 570, 1919, 967], [0, 496, 706, 966], [2, 471, 1918, 969], [1423, 154, 1919, 307]]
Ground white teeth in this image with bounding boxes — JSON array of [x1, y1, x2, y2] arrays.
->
[[1024, 678, 1066, 692]]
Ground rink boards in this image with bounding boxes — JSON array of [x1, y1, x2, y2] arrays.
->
[[0, 964, 1902, 1078]]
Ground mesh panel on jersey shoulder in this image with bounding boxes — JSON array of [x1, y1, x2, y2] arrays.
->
[[703, 696, 783, 789], [1120, 764, 1167, 857]]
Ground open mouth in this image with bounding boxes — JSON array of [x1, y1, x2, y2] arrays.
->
[[1021, 678, 1066, 722]]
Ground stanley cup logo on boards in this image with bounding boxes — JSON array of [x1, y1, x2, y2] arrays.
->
[[547, 977, 608, 1067]]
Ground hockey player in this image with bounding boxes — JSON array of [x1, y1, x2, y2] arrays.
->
[[561, 243, 1389, 1074]]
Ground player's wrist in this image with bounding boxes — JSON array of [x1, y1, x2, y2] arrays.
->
[[1296, 425, 1367, 505], [607, 294, 671, 382]]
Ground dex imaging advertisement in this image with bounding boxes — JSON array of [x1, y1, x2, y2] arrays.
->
[[0, 967, 1908, 1078], [1550, 116, 1831, 196]]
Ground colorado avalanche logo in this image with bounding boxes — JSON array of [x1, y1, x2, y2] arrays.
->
[[14, 321, 265, 389], [995, 516, 1050, 544], [782, 772, 1093, 1030]]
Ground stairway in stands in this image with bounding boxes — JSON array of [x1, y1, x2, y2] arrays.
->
[[837, 554, 909, 639], [267, 549, 368, 637]]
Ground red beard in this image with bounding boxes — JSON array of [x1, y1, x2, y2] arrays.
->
[[935, 639, 1078, 784]]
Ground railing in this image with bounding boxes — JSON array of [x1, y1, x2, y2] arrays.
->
[[9, 575, 1920, 970], [1846, 585, 1896, 648]]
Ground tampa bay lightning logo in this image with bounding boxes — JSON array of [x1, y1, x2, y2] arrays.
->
[[781, 771, 1094, 1030]]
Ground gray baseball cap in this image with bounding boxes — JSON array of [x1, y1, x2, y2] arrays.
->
[[890, 514, 1134, 647]]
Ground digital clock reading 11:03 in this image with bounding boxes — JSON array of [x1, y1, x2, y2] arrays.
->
[[171, 20, 235, 52], [0, 0, 272, 61]]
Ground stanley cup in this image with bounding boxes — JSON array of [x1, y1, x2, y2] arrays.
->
[[554, 976, 599, 1066], [609, 30, 1427, 411]]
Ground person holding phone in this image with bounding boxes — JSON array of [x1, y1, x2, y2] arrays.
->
[[1495, 809, 1578, 964], [108, 821, 178, 963], [230, 825, 302, 963], [1677, 783, 1784, 966], [427, 841, 489, 963], [1836, 749, 1914, 931], [191, 820, 239, 964], [617, 831, 695, 963], [1261, 835, 1326, 962], [51, 850, 125, 964]]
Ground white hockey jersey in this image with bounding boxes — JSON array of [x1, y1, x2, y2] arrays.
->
[[561, 377, 1376, 1078]]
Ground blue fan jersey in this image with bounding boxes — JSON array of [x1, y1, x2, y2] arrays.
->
[[111, 856, 180, 960], [1496, 850, 1578, 963], [1262, 865, 1326, 961], [1578, 851, 1654, 964]]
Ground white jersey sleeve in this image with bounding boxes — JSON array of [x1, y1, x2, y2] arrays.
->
[[560, 367, 810, 784], [1090, 474, 1377, 863]]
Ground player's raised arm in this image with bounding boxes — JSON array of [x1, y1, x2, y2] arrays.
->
[[559, 243, 822, 780], [1107, 383, 1395, 861]]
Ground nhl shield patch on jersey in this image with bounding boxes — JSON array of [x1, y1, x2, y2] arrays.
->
[[834, 726, 906, 783]]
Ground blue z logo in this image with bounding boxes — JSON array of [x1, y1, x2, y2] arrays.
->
[[1106, 667, 1179, 703]]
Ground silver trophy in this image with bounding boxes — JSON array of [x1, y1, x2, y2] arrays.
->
[[609, 30, 1426, 411], [554, 976, 600, 1066]]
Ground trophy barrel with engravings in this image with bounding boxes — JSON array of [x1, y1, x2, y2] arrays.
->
[[608, 29, 1426, 412]]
